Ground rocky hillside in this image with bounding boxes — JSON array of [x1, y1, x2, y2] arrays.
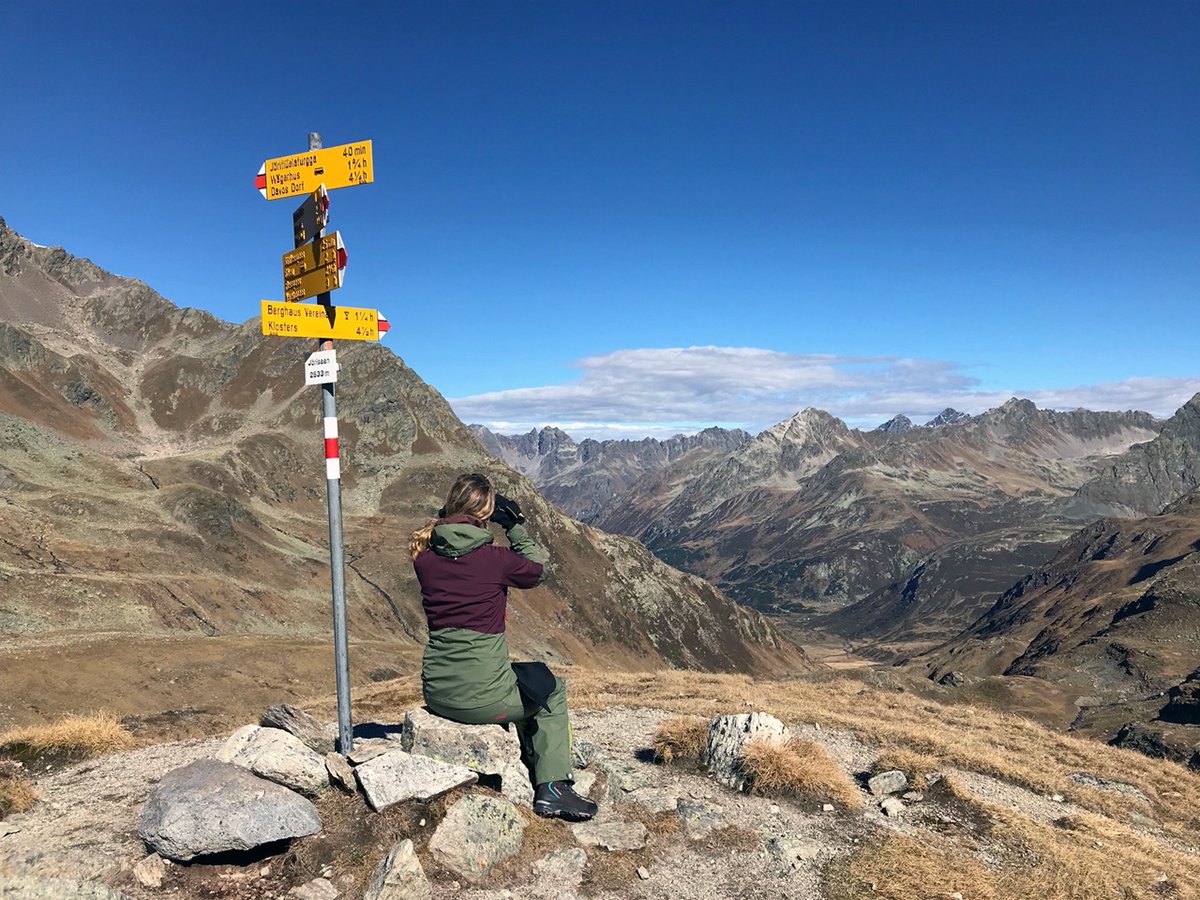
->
[[594, 402, 1159, 625], [0, 216, 803, 682], [921, 490, 1200, 711], [1067, 393, 1200, 519], [470, 424, 750, 522]]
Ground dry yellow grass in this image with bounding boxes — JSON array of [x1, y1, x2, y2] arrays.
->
[[740, 736, 864, 809], [0, 712, 134, 761], [651, 715, 709, 764], [0, 761, 36, 819]]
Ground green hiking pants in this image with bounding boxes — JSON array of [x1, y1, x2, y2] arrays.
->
[[425, 676, 572, 785]]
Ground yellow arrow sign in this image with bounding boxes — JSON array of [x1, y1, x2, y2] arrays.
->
[[282, 233, 345, 302], [260, 300, 381, 341], [255, 140, 373, 200]]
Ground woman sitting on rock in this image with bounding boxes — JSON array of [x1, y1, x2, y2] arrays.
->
[[409, 472, 597, 822]]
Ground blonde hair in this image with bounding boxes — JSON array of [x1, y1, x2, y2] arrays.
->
[[409, 473, 496, 560]]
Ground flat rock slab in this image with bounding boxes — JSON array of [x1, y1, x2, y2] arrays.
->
[[288, 878, 339, 900], [703, 713, 788, 792], [571, 819, 648, 851], [429, 794, 525, 880], [137, 759, 321, 861], [402, 707, 533, 808], [262, 704, 336, 755], [325, 752, 356, 793], [364, 837, 431, 900], [677, 799, 723, 839], [0, 875, 129, 899], [349, 738, 400, 765], [218, 725, 329, 796], [355, 749, 476, 810]]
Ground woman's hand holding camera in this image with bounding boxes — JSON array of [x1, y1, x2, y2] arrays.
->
[[489, 494, 524, 530]]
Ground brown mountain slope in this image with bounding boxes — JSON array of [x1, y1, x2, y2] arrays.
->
[[0, 217, 804, 694], [600, 402, 1159, 616], [921, 491, 1200, 705]]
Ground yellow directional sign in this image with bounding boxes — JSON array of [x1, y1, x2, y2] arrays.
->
[[261, 300, 382, 341], [255, 140, 373, 200], [283, 233, 345, 302]]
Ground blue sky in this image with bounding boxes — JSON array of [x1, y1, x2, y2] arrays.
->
[[3, 1, 1197, 437]]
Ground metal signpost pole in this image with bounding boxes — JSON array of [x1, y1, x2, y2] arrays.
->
[[308, 130, 353, 755]]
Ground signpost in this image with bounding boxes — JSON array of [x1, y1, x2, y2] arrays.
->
[[261, 300, 383, 341], [254, 140, 373, 200], [282, 233, 346, 302], [254, 132, 384, 756]]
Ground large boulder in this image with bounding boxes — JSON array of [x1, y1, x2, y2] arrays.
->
[[701, 712, 789, 792], [363, 838, 431, 900], [428, 794, 525, 880], [218, 724, 329, 796], [354, 749, 476, 811], [261, 704, 336, 754], [401, 707, 534, 807], [137, 759, 321, 861]]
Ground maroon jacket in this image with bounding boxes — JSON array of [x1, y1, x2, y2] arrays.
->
[[414, 516, 544, 635]]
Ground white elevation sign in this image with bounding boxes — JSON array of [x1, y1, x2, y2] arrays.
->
[[305, 349, 339, 385]]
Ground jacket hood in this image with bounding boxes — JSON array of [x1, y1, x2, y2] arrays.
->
[[429, 516, 494, 558]]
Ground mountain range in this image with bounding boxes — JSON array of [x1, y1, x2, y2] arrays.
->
[[0, 217, 803, 696]]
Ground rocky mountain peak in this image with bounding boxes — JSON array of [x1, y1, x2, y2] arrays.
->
[[925, 408, 970, 427], [875, 414, 913, 434]]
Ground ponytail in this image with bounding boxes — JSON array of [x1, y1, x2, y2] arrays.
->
[[409, 520, 436, 560]]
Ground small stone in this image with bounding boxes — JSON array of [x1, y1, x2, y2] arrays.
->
[[1051, 794, 1065, 803], [133, 854, 168, 888], [902, 791, 924, 802], [571, 819, 649, 851], [0, 822, 21, 837], [419, 818, 426, 827], [572, 770, 596, 798], [363, 838, 431, 900], [868, 770, 908, 797], [822, 804, 835, 812], [637, 866, 650, 880], [289, 877, 339, 900], [574, 740, 601, 768], [325, 752, 356, 793], [950, 893, 964, 900], [769, 804, 780, 814], [880, 797, 905, 817]]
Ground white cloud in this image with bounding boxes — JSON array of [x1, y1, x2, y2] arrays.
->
[[450, 346, 1200, 439]]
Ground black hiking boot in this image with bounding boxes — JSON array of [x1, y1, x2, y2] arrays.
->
[[533, 780, 598, 822]]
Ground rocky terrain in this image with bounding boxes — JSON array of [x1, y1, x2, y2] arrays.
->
[[3, 668, 1199, 899], [469, 425, 749, 523], [0, 217, 804, 730]]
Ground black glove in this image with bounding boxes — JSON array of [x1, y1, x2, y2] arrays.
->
[[489, 493, 524, 530]]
